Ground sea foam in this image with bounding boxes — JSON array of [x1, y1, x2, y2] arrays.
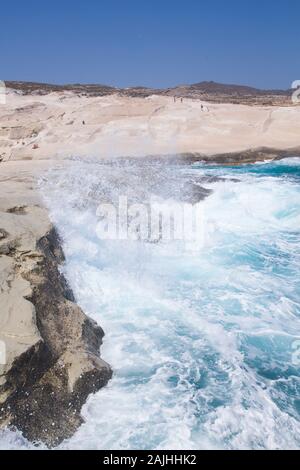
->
[[1, 157, 299, 450]]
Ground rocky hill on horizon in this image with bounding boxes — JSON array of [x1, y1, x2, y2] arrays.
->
[[5, 80, 293, 105]]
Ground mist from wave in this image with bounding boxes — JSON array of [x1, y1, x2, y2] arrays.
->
[[1, 157, 300, 450]]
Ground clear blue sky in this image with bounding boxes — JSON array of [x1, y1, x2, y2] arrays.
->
[[1, 0, 299, 89]]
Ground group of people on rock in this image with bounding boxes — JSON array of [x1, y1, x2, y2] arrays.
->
[[173, 96, 183, 103], [173, 96, 209, 111]]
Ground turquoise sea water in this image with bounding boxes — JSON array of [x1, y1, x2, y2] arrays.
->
[[1, 157, 300, 450]]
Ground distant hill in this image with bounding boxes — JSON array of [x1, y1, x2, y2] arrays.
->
[[177, 80, 289, 96], [5, 80, 292, 105], [5, 81, 117, 96], [163, 81, 291, 105]]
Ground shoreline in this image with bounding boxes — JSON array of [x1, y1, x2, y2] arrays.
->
[[0, 148, 298, 445], [1, 84, 300, 446]]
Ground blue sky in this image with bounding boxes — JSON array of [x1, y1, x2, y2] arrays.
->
[[1, 0, 299, 89]]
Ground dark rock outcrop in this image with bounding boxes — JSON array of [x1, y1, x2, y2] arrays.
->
[[0, 216, 112, 447]]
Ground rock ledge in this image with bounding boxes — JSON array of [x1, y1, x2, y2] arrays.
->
[[0, 207, 112, 447]]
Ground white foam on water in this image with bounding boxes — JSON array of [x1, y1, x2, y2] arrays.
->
[[1, 159, 300, 450]]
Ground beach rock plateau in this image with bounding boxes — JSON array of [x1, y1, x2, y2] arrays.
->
[[0, 81, 300, 446]]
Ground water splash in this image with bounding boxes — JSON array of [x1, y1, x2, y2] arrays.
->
[[1, 157, 300, 449]]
